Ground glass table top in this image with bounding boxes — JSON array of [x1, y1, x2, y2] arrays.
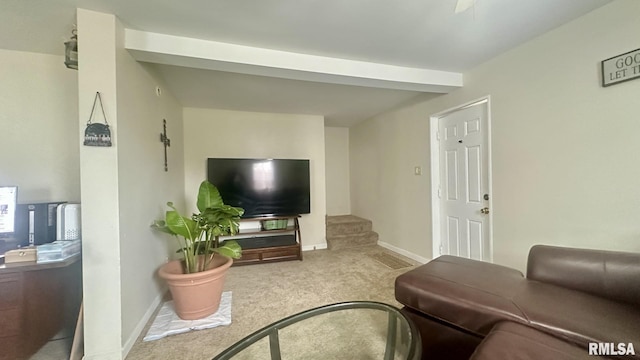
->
[[212, 301, 421, 360]]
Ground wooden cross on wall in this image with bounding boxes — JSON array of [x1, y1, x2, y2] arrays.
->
[[160, 119, 171, 172]]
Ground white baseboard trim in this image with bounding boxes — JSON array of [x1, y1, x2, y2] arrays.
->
[[121, 290, 165, 359], [302, 243, 327, 251], [377, 241, 431, 264], [82, 350, 121, 360]]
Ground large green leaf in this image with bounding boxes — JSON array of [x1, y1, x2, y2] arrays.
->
[[150, 220, 175, 235], [197, 181, 223, 212], [165, 209, 199, 240], [213, 240, 242, 259], [199, 206, 243, 235], [221, 205, 245, 217]]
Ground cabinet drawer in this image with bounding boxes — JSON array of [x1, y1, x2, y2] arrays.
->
[[261, 248, 299, 260], [235, 247, 300, 265], [237, 251, 262, 262], [0, 335, 20, 360], [0, 308, 21, 337], [0, 274, 21, 309]]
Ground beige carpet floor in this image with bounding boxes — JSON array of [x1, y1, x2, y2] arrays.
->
[[126, 245, 419, 360]]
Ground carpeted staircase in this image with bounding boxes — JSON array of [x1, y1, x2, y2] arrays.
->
[[326, 215, 379, 250]]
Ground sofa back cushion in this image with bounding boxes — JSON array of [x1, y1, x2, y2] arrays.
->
[[395, 255, 528, 336], [527, 245, 640, 307]]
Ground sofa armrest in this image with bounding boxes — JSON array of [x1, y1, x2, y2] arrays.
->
[[526, 245, 640, 307]]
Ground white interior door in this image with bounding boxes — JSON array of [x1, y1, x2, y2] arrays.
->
[[438, 101, 491, 261]]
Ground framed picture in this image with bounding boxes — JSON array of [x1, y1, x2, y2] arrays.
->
[[601, 48, 640, 87]]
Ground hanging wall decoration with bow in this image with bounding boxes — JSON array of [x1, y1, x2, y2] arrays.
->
[[84, 92, 112, 147]]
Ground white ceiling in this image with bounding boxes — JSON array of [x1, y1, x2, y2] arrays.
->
[[149, 64, 440, 125], [0, 0, 612, 126]]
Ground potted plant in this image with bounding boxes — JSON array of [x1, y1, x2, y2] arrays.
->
[[152, 180, 243, 320]]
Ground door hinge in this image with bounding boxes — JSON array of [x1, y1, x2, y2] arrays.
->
[[439, 244, 443, 255], [437, 187, 442, 198], [436, 131, 441, 141]]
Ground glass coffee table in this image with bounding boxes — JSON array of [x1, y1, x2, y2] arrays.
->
[[212, 301, 421, 360]]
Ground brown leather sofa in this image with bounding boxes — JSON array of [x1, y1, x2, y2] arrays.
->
[[395, 245, 640, 359]]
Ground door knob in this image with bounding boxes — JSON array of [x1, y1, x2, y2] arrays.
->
[[480, 207, 490, 214]]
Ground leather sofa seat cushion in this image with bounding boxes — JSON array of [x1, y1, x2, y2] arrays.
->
[[470, 322, 593, 360], [396, 255, 640, 356], [395, 255, 528, 336]]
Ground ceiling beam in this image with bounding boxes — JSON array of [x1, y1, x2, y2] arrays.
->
[[125, 29, 462, 93]]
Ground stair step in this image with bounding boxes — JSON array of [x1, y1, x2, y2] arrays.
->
[[326, 231, 378, 250], [326, 215, 372, 237]]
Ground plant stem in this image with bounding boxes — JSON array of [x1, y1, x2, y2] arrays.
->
[[202, 230, 213, 271], [179, 236, 194, 274]]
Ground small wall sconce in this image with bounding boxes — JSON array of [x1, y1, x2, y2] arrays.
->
[[64, 29, 78, 70]]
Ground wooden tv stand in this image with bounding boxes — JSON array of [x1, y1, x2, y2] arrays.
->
[[231, 215, 302, 266]]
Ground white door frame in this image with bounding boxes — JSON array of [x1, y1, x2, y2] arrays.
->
[[430, 96, 494, 262]]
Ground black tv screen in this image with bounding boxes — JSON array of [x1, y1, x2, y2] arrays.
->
[[207, 158, 310, 218]]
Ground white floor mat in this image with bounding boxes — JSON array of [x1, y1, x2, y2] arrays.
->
[[143, 291, 232, 341]]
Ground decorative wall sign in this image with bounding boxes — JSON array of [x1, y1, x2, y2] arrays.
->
[[84, 92, 112, 147], [601, 48, 640, 87], [160, 119, 171, 171]]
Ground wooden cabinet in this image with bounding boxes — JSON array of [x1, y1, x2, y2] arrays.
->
[[231, 216, 302, 266], [0, 256, 82, 360], [0, 274, 21, 360]]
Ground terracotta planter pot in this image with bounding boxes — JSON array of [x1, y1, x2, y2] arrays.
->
[[159, 255, 233, 320]]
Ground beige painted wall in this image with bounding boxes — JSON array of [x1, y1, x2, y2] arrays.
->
[[78, 9, 185, 359], [0, 49, 79, 203], [325, 127, 351, 215], [350, 107, 432, 259], [183, 108, 327, 248], [350, 0, 640, 271], [77, 9, 123, 358], [114, 18, 185, 354]]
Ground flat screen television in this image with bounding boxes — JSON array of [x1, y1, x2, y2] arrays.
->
[[207, 158, 310, 218]]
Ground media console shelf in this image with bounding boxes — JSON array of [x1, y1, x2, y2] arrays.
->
[[230, 215, 302, 266]]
